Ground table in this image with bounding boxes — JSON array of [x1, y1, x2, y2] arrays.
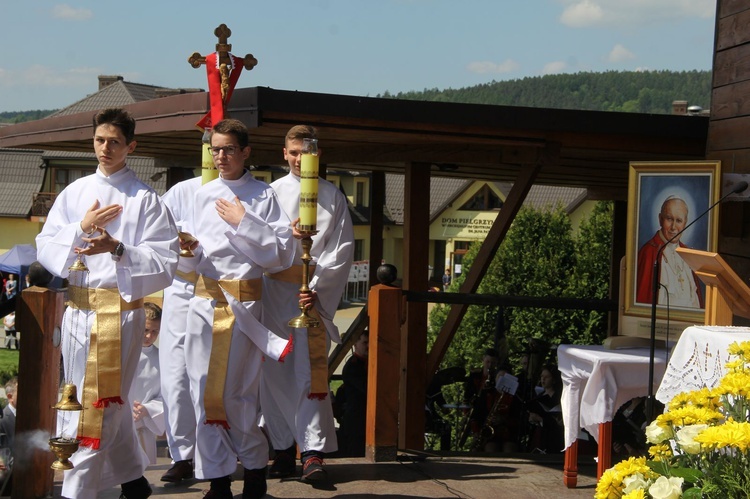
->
[[557, 344, 668, 487], [656, 325, 750, 405]]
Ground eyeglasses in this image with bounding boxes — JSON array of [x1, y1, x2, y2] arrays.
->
[[208, 145, 241, 156]]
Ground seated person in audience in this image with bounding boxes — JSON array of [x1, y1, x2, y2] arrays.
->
[[463, 349, 521, 452], [463, 348, 500, 443], [336, 331, 369, 457], [526, 364, 564, 453], [611, 397, 659, 458]]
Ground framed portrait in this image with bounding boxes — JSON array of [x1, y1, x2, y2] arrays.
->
[[623, 160, 721, 322]]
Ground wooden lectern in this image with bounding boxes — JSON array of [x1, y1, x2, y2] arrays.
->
[[676, 247, 750, 324]]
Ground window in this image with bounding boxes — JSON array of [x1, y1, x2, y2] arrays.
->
[[252, 171, 272, 184], [459, 184, 502, 211], [54, 168, 94, 193], [354, 178, 369, 207], [354, 239, 365, 261]]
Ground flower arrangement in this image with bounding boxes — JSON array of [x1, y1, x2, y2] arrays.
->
[[595, 340, 750, 499]]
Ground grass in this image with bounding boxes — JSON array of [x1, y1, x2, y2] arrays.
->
[[0, 348, 19, 385]]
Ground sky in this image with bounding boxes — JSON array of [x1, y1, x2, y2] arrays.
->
[[0, 0, 717, 113]]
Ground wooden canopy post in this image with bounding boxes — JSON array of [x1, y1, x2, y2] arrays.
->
[[14, 286, 64, 499], [365, 268, 402, 461], [400, 162, 430, 451]]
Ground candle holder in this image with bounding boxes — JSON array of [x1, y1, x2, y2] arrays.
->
[[49, 437, 79, 470], [178, 231, 197, 257], [288, 233, 321, 329]]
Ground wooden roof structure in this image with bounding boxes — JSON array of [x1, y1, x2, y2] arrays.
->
[[0, 86, 708, 201]]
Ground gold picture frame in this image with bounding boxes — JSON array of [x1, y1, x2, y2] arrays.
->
[[624, 160, 721, 322]]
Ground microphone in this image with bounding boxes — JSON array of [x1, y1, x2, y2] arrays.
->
[[646, 179, 748, 420]]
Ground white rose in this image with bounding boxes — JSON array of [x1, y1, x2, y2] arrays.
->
[[648, 476, 684, 499], [675, 424, 709, 455], [623, 472, 650, 493], [645, 420, 673, 444]]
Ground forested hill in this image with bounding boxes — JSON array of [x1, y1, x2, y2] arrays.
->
[[1, 70, 711, 123], [378, 70, 712, 115], [0, 109, 57, 124]]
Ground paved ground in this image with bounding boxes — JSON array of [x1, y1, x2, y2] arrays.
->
[[52, 452, 599, 498]]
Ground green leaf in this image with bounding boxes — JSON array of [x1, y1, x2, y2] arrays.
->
[[647, 460, 671, 476], [669, 466, 704, 483], [681, 487, 703, 499]]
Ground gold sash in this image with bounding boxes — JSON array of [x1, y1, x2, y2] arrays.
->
[[266, 265, 328, 399], [195, 275, 262, 427], [176, 269, 198, 284], [67, 285, 144, 449]]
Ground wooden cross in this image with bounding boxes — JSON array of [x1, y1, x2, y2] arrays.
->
[[188, 24, 258, 101]]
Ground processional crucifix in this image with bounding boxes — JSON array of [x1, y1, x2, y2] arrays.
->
[[188, 24, 257, 182]]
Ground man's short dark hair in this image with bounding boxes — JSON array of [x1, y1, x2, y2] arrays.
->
[[92, 108, 136, 143], [211, 119, 250, 149]]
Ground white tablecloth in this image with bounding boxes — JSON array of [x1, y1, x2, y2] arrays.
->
[[558, 344, 668, 450], [656, 325, 750, 405]]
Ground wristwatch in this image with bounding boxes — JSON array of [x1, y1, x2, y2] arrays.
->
[[112, 241, 125, 259]]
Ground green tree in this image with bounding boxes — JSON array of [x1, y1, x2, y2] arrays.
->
[[564, 201, 614, 346], [428, 202, 613, 373]]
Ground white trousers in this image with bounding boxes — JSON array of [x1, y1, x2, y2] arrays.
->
[[60, 308, 149, 499], [260, 328, 337, 454], [185, 296, 268, 479], [159, 277, 197, 461]]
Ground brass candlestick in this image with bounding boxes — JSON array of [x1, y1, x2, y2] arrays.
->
[[288, 234, 320, 328], [178, 231, 197, 257]]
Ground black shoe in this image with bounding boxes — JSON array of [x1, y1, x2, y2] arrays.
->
[[242, 467, 267, 499], [203, 476, 233, 499], [160, 459, 194, 482], [119, 476, 152, 499], [268, 448, 296, 479], [301, 455, 327, 483]]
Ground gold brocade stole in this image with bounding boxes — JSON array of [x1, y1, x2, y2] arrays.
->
[[195, 275, 262, 427], [175, 269, 198, 284], [67, 285, 144, 448], [266, 265, 328, 399]]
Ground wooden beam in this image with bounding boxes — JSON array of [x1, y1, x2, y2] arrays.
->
[[15, 287, 64, 498], [399, 162, 430, 451], [426, 151, 544, 379], [365, 285, 401, 461], [369, 172, 385, 286]]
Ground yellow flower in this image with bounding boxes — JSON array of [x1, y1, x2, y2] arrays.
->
[[648, 443, 673, 461], [663, 406, 723, 427], [718, 371, 750, 397], [623, 489, 646, 499], [727, 340, 750, 360], [695, 420, 750, 452], [595, 457, 654, 499]]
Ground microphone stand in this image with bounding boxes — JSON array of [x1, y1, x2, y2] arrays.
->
[[646, 181, 748, 421]]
